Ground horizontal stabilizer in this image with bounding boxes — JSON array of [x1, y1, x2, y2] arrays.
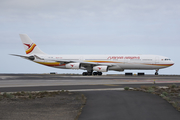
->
[[10, 54, 35, 61]]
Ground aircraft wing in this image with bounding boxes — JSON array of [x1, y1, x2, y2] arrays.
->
[[80, 61, 114, 67], [49, 59, 114, 67]]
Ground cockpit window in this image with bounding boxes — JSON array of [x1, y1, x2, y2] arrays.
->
[[165, 58, 171, 61]]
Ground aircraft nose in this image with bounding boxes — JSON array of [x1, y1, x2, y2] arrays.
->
[[170, 61, 175, 66]]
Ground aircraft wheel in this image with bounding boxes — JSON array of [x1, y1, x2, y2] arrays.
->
[[87, 72, 92, 76], [97, 72, 102, 76], [82, 72, 88, 76], [93, 72, 98, 76]]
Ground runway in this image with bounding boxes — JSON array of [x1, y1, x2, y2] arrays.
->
[[0, 74, 180, 89], [1, 74, 180, 120]]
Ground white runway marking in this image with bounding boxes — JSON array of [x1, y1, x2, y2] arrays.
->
[[1, 88, 129, 94], [69, 88, 125, 92]]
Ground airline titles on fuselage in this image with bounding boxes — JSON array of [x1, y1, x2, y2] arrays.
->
[[107, 56, 140, 60], [47, 56, 141, 60]]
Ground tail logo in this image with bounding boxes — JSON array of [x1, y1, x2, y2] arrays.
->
[[24, 43, 37, 54], [24, 43, 33, 49]]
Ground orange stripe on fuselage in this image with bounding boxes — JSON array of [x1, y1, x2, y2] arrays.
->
[[35, 62, 65, 67], [85, 60, 122, 63], [26, 43, 36, 54]]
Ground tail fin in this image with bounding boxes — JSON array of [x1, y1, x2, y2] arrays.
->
[[19, 34, 46, 55]]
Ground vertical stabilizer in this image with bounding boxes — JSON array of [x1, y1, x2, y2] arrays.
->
[[19, 34, 46, 55]]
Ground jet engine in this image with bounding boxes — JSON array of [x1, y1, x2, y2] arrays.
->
[[93, 66, 108, 72], [65, 63, 81, 69]]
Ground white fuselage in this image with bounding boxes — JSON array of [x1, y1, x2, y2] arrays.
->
[[33, 54, 174, 71]]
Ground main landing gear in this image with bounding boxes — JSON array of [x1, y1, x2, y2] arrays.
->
[[155, 69, 159, 75], [82, 72, 102, 76]]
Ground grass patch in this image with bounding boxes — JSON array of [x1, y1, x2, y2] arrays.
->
[[0, 95, 3, 100], [168, 84, 178, 88], [140, 85, 149, 90], [81, 94, 85, 100], [124, 87, 129, 90], [147, 87, 155, 93], [0, 89, 73, 100], [6, 94, 14, 99], [162, 92, 168, 96], [61, 89, 64, 93]]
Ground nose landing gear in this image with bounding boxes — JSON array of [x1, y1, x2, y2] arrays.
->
[[155, 69, 159, 75]]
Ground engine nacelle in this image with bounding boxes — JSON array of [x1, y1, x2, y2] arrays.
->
[[65, 63, 81, 69], [93, 66, 108, 72]]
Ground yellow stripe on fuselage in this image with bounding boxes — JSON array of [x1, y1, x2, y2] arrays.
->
[[35, 61, 64, 67]]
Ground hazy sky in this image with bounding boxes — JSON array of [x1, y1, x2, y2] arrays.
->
[[0, 0, 179, 74]]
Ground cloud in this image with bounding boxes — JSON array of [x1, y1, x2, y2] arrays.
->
[[0, 0, 180, 46], [1, 0, 180, 22]]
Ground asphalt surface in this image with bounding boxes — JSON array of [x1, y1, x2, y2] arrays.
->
[[0, 74, 180, 88], [1, 84, 180, 92], [79, 91, 180, 120], [0, 74, 180, 120], [1, 74, 180, 80]]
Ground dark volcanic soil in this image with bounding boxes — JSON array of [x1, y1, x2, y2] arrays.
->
[[0, 92, 85, 120]]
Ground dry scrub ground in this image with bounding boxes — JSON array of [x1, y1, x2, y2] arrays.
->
[[0, 90, 86, 120]]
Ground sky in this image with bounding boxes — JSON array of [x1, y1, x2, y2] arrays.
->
[[0, 0, 180, 74]]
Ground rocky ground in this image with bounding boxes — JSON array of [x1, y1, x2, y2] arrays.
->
[[0, 91, 86, 120]]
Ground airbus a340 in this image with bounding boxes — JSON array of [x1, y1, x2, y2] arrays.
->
[[11, 34, 174, 75]]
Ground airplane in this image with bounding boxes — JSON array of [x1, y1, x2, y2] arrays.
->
[[11, 34, 174, 76]]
